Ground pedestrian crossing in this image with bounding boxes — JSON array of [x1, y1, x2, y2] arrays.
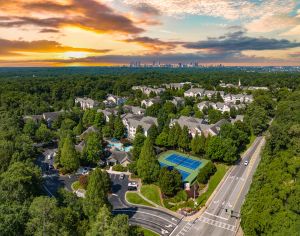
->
[[195, 216, 236, 232], [176, 222, 193, 236]]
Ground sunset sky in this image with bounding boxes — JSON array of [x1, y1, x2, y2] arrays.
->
[[0, 0, 300, 66]]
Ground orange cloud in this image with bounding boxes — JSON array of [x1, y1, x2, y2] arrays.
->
[[0, 38, 110, 56], [0, 0, 144, 34]]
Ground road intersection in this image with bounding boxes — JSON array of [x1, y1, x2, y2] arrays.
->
[[171, 136, 266, 236]]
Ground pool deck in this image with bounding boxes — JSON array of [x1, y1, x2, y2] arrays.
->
[[158, 150, 209, 184]]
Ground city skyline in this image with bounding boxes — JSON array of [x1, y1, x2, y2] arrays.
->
[[0, 0, 300, 67]]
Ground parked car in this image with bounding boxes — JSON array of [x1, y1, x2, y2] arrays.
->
[[48, 164, 54, 170], [82, 167, 90, 175], [47, 153, 52, 160], [128, 182, 138, 191], [119, 173, 125, 180]]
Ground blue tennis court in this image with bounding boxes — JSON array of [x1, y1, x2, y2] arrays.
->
[[166, 154, 201, 170], [177, 169, 190, 180], [159, 162, 190, 180]]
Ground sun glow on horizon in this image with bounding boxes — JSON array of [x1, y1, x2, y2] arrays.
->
[[62, 51, 89, 59]]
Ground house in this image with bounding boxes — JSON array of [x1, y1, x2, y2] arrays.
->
[[243, 94, 254, 103], [184, 88, 205, 97], [75, 97, 99, 110], [170, 116, 211, 137], [215, 102, 231, 113], [203, 90, 216, 99], [23, 115, 43, 123], [197, 101, 217, 111], [208, 119, 230, 136], [75, 140, 85, 152], [23, 111, 63, 128], [97, 108, 118, 122], [170, 97, 185, 107], [123, 115, 158, 139], [231, 115, 244, 124], [43, 111, 63, 127], [107, 151, 132, 166], [123, 105, 145, 115], [224, 94, 253, 104], [105, 94, 127, 106], [141, 97, 161, 108], [80, 126, 99, 140]]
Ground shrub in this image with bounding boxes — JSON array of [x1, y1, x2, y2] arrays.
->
[[79, 175, 88, 189], [112, 164, 127, 172]]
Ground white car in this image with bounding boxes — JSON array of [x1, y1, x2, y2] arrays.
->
[[244, 160, 249, 166]]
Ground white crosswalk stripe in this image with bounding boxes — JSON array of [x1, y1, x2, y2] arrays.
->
[[197, 216, 236, 232]]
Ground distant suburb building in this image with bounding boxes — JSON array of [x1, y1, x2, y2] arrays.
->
[[163, 82, 191, 90], [104, 94, 127, 106], [223, 94, 253, 104], [75, 97, 99, 110], [184, 88, 205, 98], [132, 86, 165, 96], [141, 97, 161, 108]]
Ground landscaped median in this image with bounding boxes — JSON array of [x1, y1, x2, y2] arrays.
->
[[126, 192, 155, 207]]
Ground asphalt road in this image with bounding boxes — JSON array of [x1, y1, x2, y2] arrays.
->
[[37, 148, 79, 196], [172, 136, 266, 236], [108, 172, 183, 235]]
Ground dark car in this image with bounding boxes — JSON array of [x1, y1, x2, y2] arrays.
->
[[48, 164, 54, 170]]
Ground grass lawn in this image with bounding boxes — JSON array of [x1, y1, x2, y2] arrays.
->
[[71, 181, 81, 191], [197, 163, 229, 207], [141, 228, 159, 236], [126, 192, 154, 207], [141, 185, 163, 206]]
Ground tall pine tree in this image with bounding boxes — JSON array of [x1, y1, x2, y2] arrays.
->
[[137, 138, 160, 183], [61, 136, 79, 173]]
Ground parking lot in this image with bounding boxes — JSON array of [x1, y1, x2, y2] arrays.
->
[[108, 172, 132, 209]]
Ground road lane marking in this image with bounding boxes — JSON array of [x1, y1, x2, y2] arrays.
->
[[113, 209, 177, 225], [198, 216, 236, 232], [204, 211, 229, 221]]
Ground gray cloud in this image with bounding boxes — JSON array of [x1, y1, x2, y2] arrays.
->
[[184, 31, 300, 51], [131, 3, 161, 15]]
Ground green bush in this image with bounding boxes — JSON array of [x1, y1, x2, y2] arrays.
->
[[112, 164, 127, 172], [174, 190, 188, 202]]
